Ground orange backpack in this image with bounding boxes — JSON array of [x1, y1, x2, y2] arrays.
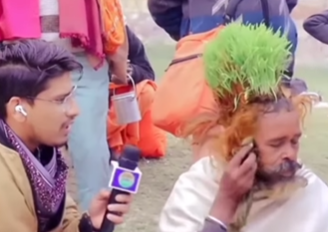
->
[[152, 26, 225, 137]]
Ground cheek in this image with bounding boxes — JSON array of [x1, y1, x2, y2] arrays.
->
[[257, 145, 281, 166], [36, 110, 63, 130]]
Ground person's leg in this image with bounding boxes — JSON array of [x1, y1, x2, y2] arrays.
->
[[69, 54, 111, 210]]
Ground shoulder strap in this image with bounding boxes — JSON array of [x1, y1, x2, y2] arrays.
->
[[260, 0, 270, 27], [223, 0, 244, 25], [224, 0, 271, 27]]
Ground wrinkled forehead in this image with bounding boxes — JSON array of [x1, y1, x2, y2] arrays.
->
[[255, 108, 302, 141], [260, 97, 294, 113]]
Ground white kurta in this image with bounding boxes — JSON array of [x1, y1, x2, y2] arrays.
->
[[158, 156, 328, 232]]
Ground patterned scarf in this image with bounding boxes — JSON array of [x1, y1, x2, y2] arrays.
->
[[0, 120, 68, 230]]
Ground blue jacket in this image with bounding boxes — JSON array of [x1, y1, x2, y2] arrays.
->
[[148, 0, 298, 74]]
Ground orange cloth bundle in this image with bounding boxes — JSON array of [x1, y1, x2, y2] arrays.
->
[[99, 0, 126, 54], [108, 80, 167, 158]]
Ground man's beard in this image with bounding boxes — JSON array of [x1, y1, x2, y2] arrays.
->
[[256, 158, 302, 184], [253, 158, 307, 201], [233, 159, 307, 230]]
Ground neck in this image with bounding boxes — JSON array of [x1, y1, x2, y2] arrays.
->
[[5, 119, 38, 152]]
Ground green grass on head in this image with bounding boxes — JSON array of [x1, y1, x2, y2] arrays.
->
[[203, 23, 291, 99]]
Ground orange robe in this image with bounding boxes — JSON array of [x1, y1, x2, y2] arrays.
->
[[108, 80, 167, 158]]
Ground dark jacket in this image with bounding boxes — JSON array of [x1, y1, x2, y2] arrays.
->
[[303, 10, 328, 44], [148, 0, 298, 75], [126, 26, 155, 84], [148, 0, 298, 40]]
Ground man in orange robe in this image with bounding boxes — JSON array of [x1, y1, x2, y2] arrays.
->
[[108, 26, 167, 159]]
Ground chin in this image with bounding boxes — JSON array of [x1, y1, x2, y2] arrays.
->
[[256, 169, 296, 185], [254, 170, 307, 201], [56, 140, 69, 148], [45, 139, 68, 149], [263, 176, 308, 201]]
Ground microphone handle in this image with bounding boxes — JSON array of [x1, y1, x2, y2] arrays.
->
[[99, 189, 130, 232]]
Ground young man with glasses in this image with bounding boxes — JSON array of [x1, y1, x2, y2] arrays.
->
[[0, 0, 129, 210], [0, 40, 132, 232]]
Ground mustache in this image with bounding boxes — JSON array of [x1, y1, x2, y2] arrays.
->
[[256, 158, 302, 183], [267, 158, 302, 174]]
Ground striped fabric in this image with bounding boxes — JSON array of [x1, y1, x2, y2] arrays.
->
[[39, 0, 82, 52]]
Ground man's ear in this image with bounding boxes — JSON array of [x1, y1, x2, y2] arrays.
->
[[6, 97, 28, 122]]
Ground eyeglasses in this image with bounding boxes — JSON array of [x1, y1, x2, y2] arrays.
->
[[27, 85, 77, 113]]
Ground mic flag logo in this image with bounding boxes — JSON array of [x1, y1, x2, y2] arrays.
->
[[108, 161, 142, 194], [119, 172, 135, 188]]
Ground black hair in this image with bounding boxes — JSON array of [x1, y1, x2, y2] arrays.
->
[[0, 40, 82, 118]]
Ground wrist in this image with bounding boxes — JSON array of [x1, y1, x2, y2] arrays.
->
[[204, 217, 228, 232], [79, 212, 100, 232], [209, 194, 238, 225]]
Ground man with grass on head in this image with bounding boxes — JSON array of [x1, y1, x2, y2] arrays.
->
[[148, 0, 298, 77], [158, 23, 328, 232]]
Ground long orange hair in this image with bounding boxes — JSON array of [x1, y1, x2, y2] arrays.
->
[[183, 84, 313, 162]]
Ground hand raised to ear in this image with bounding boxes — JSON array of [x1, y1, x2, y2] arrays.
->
[[218, 143, 257, 203], [209, 144, 257, 226]]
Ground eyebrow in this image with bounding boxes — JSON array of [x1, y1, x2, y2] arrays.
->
[[268, 133, 302, 143], [53, 86, 75, 99]]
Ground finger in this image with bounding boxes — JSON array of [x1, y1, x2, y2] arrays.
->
[[242, 161, 257, 180], [229, 143, 254, 167], [239, 153, 257, 173], [115, 194, 132, 203], [240, 168, 257, 189], [107, 203, 130, 214], [228, 154, 256, 185], [106, 214, 124, 224], [97, 189, 111, 200], [238, 163, 257, 186]]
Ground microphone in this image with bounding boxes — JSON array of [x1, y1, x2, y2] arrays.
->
[[100, 145, 142, 232]]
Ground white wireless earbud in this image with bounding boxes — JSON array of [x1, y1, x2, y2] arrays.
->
[[15, 105, 27, 116]]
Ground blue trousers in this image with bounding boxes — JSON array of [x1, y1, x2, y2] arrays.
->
[[68, 53, 111, 211]]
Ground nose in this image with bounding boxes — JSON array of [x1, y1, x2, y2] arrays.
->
[[282, 143, 298, 162], [66, 98, 80, 118]]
